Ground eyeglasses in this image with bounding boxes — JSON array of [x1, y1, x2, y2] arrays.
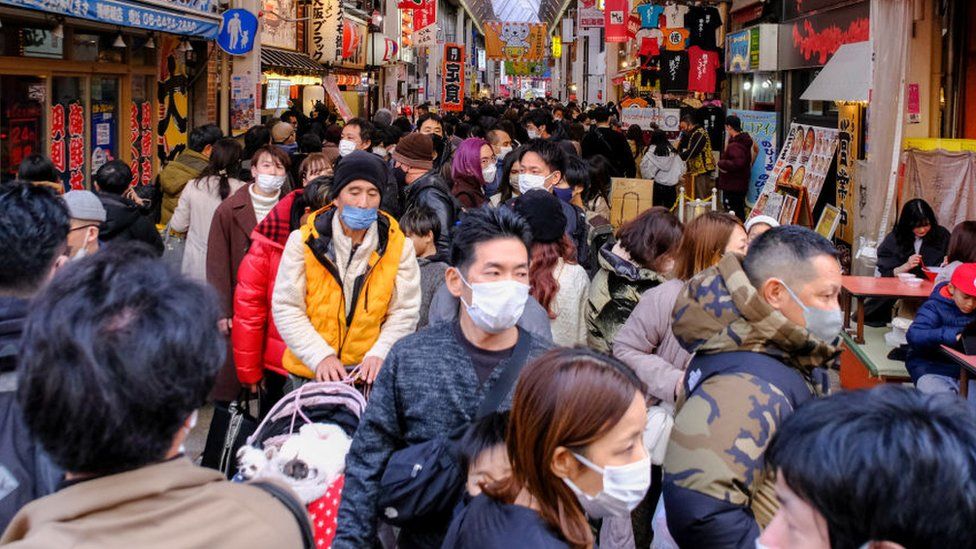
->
[[69, 224, 100, 232]]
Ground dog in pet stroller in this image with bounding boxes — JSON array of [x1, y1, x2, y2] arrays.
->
[[236, 381, 367, 547]]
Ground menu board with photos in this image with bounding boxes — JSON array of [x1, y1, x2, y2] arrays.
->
[[750, 122, 839, 223]]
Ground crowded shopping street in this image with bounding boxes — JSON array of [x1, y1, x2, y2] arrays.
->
[[1, 0, 976, 547]]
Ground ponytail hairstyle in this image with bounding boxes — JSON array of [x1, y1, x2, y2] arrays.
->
[[198, 138, 242, 200]]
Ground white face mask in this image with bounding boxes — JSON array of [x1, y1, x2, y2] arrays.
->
[[372, 146, 388, 158], [518, 172, 551, 194], [482, 163, 498, 183], [527, 130, 540, 140], [339, 139, 357, 157], [458, 272, 529, 333], [497, 146, 513, 161], [255, 173, 286, 194], [563, 452, 651, 518]]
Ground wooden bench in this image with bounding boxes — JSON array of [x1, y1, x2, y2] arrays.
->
[[838, 327, 911, 389]]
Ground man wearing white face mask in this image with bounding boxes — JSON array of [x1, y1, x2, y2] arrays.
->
[[333, 207, 552, 549], [206, 145, 286, 402], [663, 226, 843, 548], [485, 128, 513, 197], [62, 190, 105, 260], [337, 117, 374, 158]]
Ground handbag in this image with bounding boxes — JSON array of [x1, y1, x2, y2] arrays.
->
[[377, 328, 533, 528], [201, 390, 259, 479], [161, 223, 187, 272]]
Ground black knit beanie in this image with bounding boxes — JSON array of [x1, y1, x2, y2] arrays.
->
[[514, 189, 567, 244], [328, 150, 388, 201]]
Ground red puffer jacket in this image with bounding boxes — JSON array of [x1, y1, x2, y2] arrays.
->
[[233, 190, 302, 384]]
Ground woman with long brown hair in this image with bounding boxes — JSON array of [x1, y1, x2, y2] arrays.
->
[[611, 210, 746, 547], [443, 348, 650, 548], [515, 190, 590, 347]]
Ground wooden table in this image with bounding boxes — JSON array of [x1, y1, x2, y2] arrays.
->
[[841, 276, 933, 343], [943, 345, 976, 398]]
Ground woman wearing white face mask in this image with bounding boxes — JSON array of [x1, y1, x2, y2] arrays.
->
[[443, 348, 650, 549], [450, 137, 496, 209], [206, 145, 287, 402]]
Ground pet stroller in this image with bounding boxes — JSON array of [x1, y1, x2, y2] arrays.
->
[[236, 381, 368, 548]]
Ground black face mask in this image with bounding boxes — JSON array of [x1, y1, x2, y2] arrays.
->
[[393, 166, 408, 188], [430, 134, 445, 153]]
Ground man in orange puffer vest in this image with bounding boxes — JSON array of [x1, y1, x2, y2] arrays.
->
[[272, 151, 422, 387]]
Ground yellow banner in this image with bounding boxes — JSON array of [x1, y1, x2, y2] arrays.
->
[[836, 104, 862, 244], [485, 22, 547, 61]]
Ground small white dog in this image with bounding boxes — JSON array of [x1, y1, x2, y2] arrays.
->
[[237, 423, 352, 504]]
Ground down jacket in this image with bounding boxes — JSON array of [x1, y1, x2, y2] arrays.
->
[[906, 282, 976, 381], [232, 190, 303, 385], [716, 132, 754, 193]]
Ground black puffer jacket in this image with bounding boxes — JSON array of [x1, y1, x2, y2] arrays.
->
[[404, 171, 461, 256], [96, 192, 164, 255]]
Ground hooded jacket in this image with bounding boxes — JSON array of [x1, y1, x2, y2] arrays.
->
[[906, 282, 976, 381], [232, 191, 303, 384], [717, 132, 754, 193], [96, 193, 164, 255], [158, 149, 209, 226], [663, 254, 839, 548], [586, 242, 668, 354], [640, 148, 685, 186], [404, 171, 460, 256]]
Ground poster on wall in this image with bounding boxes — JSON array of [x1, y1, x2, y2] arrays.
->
[[750, 122, 839, 223], [157, 36, 189, 163], [50, 100, 86, 190], [728, 109, 778, 206], [619, 106, 680, 131], [130, 101, 154, 186], [261, 0, 297, 50], [442, 43, 464, 112], [230, 74, 256, 137], [90, 104, 116, 174], [835, 104, 861, 243], [4, 101, 42, 182], [309, 0, 342, 63], [726, 28, 756, 72], [484, 22, 547, 61], [779, 1, 868, 70]]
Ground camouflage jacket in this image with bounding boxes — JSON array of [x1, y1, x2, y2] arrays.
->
[[663, 254, 840, 548], [585, 243, 667, 354]]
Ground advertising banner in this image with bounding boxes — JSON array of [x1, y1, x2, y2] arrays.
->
[[230, 74, 257, 137], [442, 43, 465, 111], [577, 0, 603, 29], [261, 0, 297, 50], [309, 0, 342, 63], [324, 75, 353, 121], [751, 122, 839, 224], [412, 0, 437, 48], [604, 0, 629, 42], [0, 0, 219, 39], [618, 106, 680, 131], [836, 104, 862, 243], [779, 1, 868, 69], [728, 109, 778, 205], [484, 22, 547, 61]]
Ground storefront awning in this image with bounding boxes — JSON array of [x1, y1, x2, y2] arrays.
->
[[800, 41, 871, 102], [261, 48, 327, 75], [0, 0, 220, 38]]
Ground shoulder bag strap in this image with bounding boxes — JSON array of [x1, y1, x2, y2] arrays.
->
[[476, 328, 533, 419], [252, 481, 316, 549]]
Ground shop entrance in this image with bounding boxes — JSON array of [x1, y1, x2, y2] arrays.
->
[[0, 75, 46, 183]]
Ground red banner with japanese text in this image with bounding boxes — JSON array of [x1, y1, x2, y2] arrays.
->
[[411, 0, 437, 48], [604, 0, 629, 43], [441, 43, 464, 111]]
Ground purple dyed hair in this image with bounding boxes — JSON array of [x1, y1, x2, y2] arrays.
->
[[451, 137, 490, 188]]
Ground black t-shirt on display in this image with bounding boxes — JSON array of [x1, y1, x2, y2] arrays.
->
[[454, 321, 516, 385], [699, 105, 726, 151], [660, 50, 690, 92], [687, 6, 722, 50]]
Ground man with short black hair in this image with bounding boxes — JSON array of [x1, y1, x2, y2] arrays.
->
[[15, 155, 61, 194], [761, 385, 976, 549], [339, 117, 374, 158], [93, 160, 164, 255], [0, 182, 68, 530], [1, 244, 309, 547], [159, 123, 222, 224], [333, 207, 552, 548], [523, 109, 553, 140], [678, 113, 716, 200], [717, 115, 754, 220], [581, 107, 637, 177], [664, 225, 843, 548]]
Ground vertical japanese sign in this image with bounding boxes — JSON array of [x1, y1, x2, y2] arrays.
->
[[50, 101, 86, 191], [130, 102, 154, 186], [906, 83, 920, 124], [157, 36, 189, 163], [729, 109, 778, 206], [836, 103, 861, 243], [604, 0, 629, 42], [577, 0, 603, 29], [442, 43, 464, 112], [411, 0, 437, 48], [309, 0, 342, 64]]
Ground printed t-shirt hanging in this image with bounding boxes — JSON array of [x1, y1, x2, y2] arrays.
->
[[663, 28, 689, 51], [699, 104, 725, 151], [688, 46, 720, 93], [660, 50, 689, 91], [636, 3, 665, 28], [663, 3, 688, 27], [687, 5, 722, 49]]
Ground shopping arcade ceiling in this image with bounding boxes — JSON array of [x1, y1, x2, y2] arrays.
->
[[464, 0, 570, 30]]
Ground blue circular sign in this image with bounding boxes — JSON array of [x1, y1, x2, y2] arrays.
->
[[217, 9, 258, 56]]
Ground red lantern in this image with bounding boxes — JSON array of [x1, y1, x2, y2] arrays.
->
[[342, 23, 362, 59]]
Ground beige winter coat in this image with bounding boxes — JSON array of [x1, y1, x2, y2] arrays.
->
[[168, 176, 246, 281]]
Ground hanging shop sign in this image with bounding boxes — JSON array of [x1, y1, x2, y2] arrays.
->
[[577, 0, 603, 29], [411, 0, 437, 48], [619, 106, 680, 131], [604, 0, 629, 42], [728, 109, 778, 206], [217, 9, 258, 55], [551, 36, 562, 58], [477, 49, 487, 71], [751, 122, 839, 224], [779, 1, 868, 70], [442, 43, 465, 112], [0, 0, 219, 38], [726, 24, 778, 72], [836, 103, 862, 243], [368, 36, 400, 65], [157, 36, 189, 163], [310, 0, 342, 64], [507, 61, 550, 77], [562, 17, 574, 42], [129, 101, 154, 186], [49, 100, 86, 191], [484, 22, 546, 61], [261, 0, 298, 50], [341, 17, 367, 68], [324, 75, 353, 121]]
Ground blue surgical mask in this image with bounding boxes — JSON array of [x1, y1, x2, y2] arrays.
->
[[340, 204, 378, 230], [778, 280, 843, 343], [553, 187, 574, 204]]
